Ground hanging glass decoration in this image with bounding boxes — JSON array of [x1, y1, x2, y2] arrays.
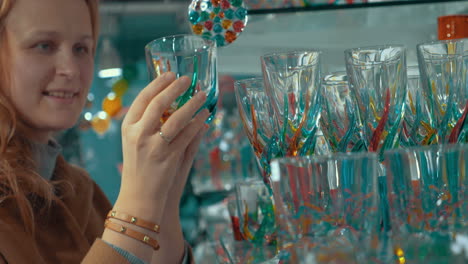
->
[[188, 0, 248, 47]]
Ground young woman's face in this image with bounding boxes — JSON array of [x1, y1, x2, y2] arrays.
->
[[4, 0, 94, 142]]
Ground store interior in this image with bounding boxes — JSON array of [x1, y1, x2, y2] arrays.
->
[[68, 0, 468, 262]]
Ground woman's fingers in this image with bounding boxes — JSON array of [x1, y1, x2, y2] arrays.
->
[[168, 109, 210, 148], [124, 72, 176, 125], [169, 125, 208, 199], [138, 76, 193, 133], [155, 91, 207, 142]]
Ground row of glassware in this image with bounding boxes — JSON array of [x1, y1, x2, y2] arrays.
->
[[223, 143, 467, 263], [217, 38, 468, 263]]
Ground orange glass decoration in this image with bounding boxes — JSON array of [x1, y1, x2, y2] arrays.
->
[[91, 111, 112, 135], [102, 93, 123, 117]]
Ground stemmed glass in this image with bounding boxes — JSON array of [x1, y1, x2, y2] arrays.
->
[[319, 72, 364, 153], [234, 78, 282, 184], [417, 38, 468, 143], [261, 50, 323, 157], [400, 65, 434, 146], [145, 34, 218, 122], [345, 45, 407, 160]]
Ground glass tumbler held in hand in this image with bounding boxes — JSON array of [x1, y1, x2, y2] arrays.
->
[[145, 34, 218, 123]]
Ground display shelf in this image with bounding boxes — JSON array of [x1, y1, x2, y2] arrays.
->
[[248, 0, 466, 14], [217, 1, 467, 75]]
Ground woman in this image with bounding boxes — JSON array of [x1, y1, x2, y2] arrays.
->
[[0, 0, 209, 263]]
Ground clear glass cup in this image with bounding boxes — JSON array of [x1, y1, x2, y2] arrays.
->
[[319, 71, 364, 153], [417, 38, 468, 143], [145, 34, 218, 123], [345, 45, 407, 159], [385, 144, 468, 264], [384, 143, 468, 235], [261, 50, 323, 157], [270, 152, 380, 254]]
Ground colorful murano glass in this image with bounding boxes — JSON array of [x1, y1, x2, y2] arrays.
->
[[270, 152, 380, 261], [188, 0, 248, 47], [261, 51, 323, 158], [145, 34, 218, 123], [234, 78, 282, 184], [345, 45, 407, 161], [417, 38, 468, 144], [319, 72, 364, 153]]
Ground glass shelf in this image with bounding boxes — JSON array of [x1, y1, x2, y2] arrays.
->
[[248, 0, 466, 14], [218, 0, 468, 75]]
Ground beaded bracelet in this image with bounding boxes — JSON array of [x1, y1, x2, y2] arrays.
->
[[107, 210, 160, 233], [104, 219, 160, 250]]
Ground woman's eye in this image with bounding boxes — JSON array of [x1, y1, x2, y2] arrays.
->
[[34, 42, 53, 52], [75, 45, 90, 54]]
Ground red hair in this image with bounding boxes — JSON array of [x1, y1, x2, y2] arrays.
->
[[0, 0, 100, 235]]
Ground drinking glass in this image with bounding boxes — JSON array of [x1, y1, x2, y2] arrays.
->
[[270, 152, 380, 252], [401, 65, 433, 146], [261, 50, 322, 157], [384, 144, 468, 263], [235, 180, 276, 246], [191, 108, 259, 196], [145, 34, 218, 122], [417, 38, 468, 143], [345, 45, 407, 159], [234, 78, 281, 183], [319, 72, 364, 153], [384, 144, 468, 235]]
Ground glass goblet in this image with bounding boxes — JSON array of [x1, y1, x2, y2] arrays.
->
[[319, 71, 364, 153], [400, 65, 434, 146], [417, 38, 468, 143], [345, 45, 407, 159], [234, 78, 281, 184], [261, 50, 322, 157]]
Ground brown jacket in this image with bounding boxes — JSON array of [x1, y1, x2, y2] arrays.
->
[[0, 156, 130, 264]]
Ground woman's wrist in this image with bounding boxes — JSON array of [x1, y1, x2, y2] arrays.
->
[[101, 220, 155, 263], [113, 191, 167, 225]]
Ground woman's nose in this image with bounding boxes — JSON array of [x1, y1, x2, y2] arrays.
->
[[56, 50, 80, 79]]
